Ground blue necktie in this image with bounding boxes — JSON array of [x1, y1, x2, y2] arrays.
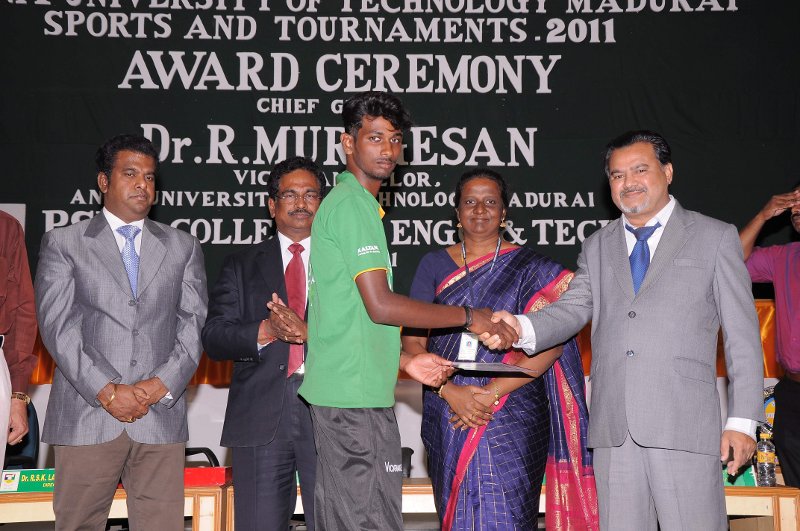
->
[[117, 225, 141, 296], [626, 222, 661, 294]]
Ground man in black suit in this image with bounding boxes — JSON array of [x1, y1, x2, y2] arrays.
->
[[202, 156, 324, 530]]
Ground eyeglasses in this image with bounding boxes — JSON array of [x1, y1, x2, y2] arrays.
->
[[275, 191, 322, 203]]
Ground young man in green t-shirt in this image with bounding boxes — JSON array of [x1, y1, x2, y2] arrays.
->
[[270, 91, 517, 530]]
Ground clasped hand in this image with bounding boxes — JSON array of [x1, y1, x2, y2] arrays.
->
[[98, 377, 168, 423], [98, 383, 148, 423], [443, 383, 495, 430]]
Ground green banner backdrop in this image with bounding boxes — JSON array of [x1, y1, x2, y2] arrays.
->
[[2, 0, 798, 295]]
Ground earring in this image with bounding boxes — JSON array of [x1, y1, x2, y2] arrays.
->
[[456, 222, 462, 228], [500, 219, 506, 228]]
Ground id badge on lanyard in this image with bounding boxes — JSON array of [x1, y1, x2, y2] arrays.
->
[[458, 237, 502, 362], [458, 332, 479, 360]]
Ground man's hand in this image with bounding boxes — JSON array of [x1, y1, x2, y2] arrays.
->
[[469, 308, 518, 350], [266, 293, 307, 343], [134, 377, 168, 407], [759, 189, 800, 222], [98, 383, 149, 423], [491, 310, 522, 335], [400, 352, 454, 387], [257, 317, 277, 344], [721, 429, 757, 475], [7, 398, 29, 445]]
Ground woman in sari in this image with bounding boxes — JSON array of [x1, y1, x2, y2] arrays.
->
[[402, 169, 598, 530]]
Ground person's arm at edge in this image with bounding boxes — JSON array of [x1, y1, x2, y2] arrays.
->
[[739, 189, 800, 260], [5, 217, 37, 441]]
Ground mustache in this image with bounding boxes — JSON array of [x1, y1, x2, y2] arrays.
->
[[620, 186, 647, 196], [792, 212, 800, 220], [289, 208, 313, 216], [376, 157, 395, 164]]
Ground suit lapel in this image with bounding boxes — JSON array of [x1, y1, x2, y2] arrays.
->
[[257, 237, 288, 302], [608, 219, 636, 300], [636, 201, 691, 297], [84, 214, 132, 296], [138, 219, 167, 296]]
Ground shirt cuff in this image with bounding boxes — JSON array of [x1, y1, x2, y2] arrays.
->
[[159, 391, 174, 406], [725, 417, 758, 440], [513, 315, 537, 353]]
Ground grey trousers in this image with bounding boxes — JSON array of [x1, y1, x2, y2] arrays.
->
[[593, 433, 727, 531]]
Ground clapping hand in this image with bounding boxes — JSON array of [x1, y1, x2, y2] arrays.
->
[[266, 293, 307, 343]]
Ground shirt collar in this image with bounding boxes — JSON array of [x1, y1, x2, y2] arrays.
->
[[276, 231, 311, 252], [337, 171, 385, 219], [621, 195, 676, 229], [103, 207, 145, 232]]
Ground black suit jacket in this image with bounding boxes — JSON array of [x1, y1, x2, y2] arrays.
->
[[202, 236, 293, 447]]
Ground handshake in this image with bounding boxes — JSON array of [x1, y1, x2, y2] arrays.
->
[[470, 308, 521, 351]]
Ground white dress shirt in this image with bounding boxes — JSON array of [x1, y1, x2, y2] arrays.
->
[[515, 196, 756, 438], [103, 208, 144, 254]]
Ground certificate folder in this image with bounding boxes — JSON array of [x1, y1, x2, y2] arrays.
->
[[452, 362, 539, 375]]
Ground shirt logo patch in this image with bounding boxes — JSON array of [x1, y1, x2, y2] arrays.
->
[[357, 245, 380, 257]]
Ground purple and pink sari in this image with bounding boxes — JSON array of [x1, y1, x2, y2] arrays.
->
[[409, 247, 598, 530]]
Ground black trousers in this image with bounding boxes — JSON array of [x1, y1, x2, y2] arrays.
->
[[773, 377, 800, 487], [231, 374, 317, 531]]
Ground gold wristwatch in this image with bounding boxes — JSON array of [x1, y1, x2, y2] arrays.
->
[[11, 392, 31, 405]]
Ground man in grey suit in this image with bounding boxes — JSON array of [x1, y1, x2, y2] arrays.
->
[[35, 134, 208, 530], [491, 130, 763, 530]]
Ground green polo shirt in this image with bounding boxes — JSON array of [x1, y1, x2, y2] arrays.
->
[[299, 171, 400, 408]]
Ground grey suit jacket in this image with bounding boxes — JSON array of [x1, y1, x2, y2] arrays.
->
[[525, 201, 764, 456], [35, 214, 208, 446]]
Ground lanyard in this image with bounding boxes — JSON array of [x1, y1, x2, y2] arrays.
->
[[461, 237, 502, 307]]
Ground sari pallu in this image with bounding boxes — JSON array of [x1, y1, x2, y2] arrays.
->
[[417, 247, 598, 530]]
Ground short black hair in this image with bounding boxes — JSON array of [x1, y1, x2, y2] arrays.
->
[[453, 167, 510, 210], [267, 156, 326, 199], [95, 134, 160, 179], [603, 130, 672, 177], [342, 91, 413, 137]]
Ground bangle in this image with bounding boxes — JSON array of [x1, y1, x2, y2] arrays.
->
[[11, 392, 30, 405], [103, 384, 117, 408], [463, 306, 473, 330], [436, 380, 448, 398], [493, 385, 500, 406]]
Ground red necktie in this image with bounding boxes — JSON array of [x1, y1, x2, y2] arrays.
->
[[286, 242, 306, 377]]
